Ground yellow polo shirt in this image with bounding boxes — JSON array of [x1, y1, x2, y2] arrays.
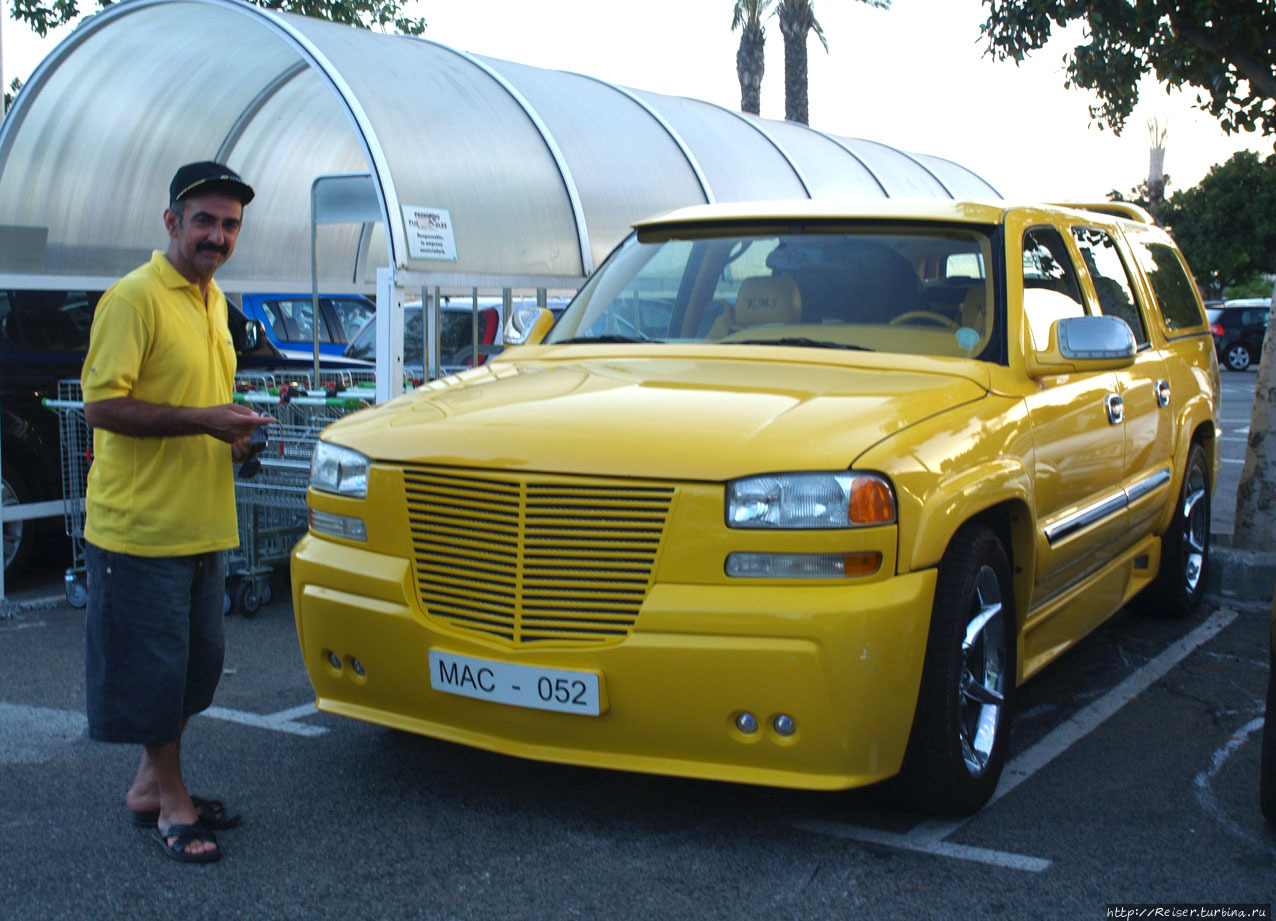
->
[[82, 252, 239, 556]]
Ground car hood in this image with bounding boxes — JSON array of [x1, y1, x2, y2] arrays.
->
[[323, 350, 989, 481]]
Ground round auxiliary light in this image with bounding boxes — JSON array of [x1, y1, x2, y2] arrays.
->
[[773, 715, 796, 737], [327, 652, 342, 670], [735, 713, 759, 734], [352, 658, 366, 677]]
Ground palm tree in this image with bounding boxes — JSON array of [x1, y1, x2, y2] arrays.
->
[[732, 0, 772, 115], [776, 0, 889, 125]]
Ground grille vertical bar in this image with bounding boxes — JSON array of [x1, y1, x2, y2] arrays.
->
[[403, 468, 674, 645]]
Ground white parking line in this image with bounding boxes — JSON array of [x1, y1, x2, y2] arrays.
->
[[793, 607, 1239, 871], [201, 703, 328, 737]]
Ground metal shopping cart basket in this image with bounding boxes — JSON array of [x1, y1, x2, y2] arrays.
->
[[226, 384, 371, 614], [43, 378, 373, 613], [41, 379, 91, 607]]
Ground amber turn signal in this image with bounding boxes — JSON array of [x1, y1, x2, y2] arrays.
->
[[848, 478, 896, 525]]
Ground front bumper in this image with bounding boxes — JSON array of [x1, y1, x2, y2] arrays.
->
[[291, 534, 937, 791]]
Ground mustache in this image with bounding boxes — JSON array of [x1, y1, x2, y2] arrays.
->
[[197, 242, 230, 256]]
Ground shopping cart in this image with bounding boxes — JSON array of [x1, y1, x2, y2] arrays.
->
[[225, 385, 371, 614], [41, 379, 91, 607], [43, 378, 374, 614]]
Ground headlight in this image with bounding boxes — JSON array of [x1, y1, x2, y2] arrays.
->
[[726, 472, 895, 528], [310, 441, 369, 498]]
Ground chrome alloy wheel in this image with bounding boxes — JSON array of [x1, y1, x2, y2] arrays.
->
[[1180, 464, 1208, 596], [959, 564, 1007, 777]]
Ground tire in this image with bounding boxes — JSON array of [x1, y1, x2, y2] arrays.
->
[[234, 580, 261, 617], [1140, 443, 1209, 618], [1224, 342, 1252, 372], [894, 523, 1016, 816], [64, 574, 88, 608], [2, 466, 34, 581]]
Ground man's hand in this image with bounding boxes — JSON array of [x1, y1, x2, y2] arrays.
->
[[84, 397, 276, 444], [203, 402, 276, 445]]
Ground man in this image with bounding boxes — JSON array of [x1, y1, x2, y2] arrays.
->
[[81, 161, 274, 864]]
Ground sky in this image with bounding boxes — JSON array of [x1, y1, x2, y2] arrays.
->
[[2, 0, 1272, 201]]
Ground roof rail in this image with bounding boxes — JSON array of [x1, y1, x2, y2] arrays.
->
[[1051, 201, 1157, 224]]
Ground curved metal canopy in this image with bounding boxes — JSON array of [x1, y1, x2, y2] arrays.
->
[[0, 0, 1001, 293]]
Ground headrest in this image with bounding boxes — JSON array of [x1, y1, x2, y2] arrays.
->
[[734, 275, 802, 328]]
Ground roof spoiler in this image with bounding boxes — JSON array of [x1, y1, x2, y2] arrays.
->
[[1050, 201, 1157, 224]]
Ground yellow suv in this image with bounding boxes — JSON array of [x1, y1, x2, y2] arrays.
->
[[291, 200, 1219, 815]]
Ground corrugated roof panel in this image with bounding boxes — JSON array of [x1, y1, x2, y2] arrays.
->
[[909, 153, 1002, 199], [635, 93, 810, 202], [832, 137, 952, 198], [481, 59, 711, 270], [752, 120, 891, 198]]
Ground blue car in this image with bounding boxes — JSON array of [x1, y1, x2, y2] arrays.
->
[[232, 293, 375, 359]]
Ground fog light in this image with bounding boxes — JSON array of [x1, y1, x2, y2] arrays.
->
[[327, 651, 342, 670], [309, 508, 368, 541], [352, 658, 365, 677], [725, 551, 880, 578], [736, 713, 759, 734], [773, 715, 796, 736]]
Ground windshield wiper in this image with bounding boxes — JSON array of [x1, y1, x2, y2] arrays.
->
[[555, 334, 654, 344], [728, 337, 872, 352]]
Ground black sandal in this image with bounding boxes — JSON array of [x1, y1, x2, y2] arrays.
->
[[151, 823, 221, 864]]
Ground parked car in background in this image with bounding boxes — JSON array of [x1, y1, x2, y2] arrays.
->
[[1207, 298, 1270, 371], [232, 293, 375, 359], [343, 298, 505, 379], [0, 287, 367, 580], [293, 199, 1218, 816]]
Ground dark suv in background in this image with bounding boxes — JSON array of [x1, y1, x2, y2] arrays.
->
[[0, 288, 358, 581], [1208, 298, 1270, 371]]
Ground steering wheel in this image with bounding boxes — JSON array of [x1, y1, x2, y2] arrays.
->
[[888, 310, 959, 329]]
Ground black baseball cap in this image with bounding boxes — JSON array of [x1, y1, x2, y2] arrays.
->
[[169, 161, 255, 205]]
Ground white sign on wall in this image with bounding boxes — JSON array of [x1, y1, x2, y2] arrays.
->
[[402, 206, 458, 261]]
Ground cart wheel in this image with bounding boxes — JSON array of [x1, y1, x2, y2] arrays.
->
[[64, 575, 88, 609], [259, 582, 273, 606], [235, 580, 261, 617], [223, 592, 232, 616]]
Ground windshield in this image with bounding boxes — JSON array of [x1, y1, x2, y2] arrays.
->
[[547, 225, 998, 361]]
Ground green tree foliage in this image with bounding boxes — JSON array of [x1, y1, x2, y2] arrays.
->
[[776, 0, 888, 125], [11, 0, 426, 38], [1159, 151, 1276, 298], [732, 0, 772, 116], [981, 0, 1276, 135]]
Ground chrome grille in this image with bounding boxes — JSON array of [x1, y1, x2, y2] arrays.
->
[[402, 468, 674, 645]]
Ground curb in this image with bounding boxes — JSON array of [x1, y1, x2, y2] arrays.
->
[[1205, 538, 1276, 607]]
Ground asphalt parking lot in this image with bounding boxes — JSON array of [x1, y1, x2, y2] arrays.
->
[[1, 371, 1272, 920]]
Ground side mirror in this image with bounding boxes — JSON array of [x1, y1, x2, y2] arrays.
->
[[232, 318, 263, 352], [503, 306, 556, 346], [1028, 314, 1136, 378]]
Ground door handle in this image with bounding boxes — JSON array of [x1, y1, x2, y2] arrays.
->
[[1105, 393, 1124, 425], [1156, 379, 1171, 407]]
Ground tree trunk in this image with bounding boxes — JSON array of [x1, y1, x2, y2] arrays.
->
[[1231, 277, 1276, 549], [737, 27, 765, 115], [781, 22, 809, 123]]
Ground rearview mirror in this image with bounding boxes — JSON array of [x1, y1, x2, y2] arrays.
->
[[503, 306, 556, 346]]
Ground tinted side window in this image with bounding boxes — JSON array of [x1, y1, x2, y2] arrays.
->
[[0, 290, 98, 351], [1022, 227, 1085, 350], [326, 297, 375, 343], [1071, 227, 1148, 346], [264, 298, 332, 344], [1127, 236, 1206, 331]]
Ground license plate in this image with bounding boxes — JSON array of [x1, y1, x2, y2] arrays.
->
[[428, 650, 602, 716]]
